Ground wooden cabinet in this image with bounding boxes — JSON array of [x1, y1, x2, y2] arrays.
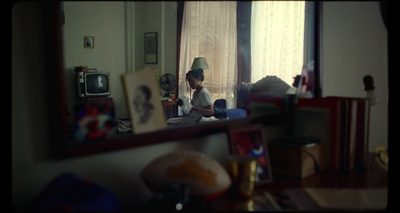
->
[[162, 99, 177, 119]]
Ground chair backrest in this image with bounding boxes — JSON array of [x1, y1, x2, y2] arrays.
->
[[214, 99, 227, 118]]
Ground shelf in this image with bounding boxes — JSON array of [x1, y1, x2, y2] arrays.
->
[[60, 112, 292, 159]]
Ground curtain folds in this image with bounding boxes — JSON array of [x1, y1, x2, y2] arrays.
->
[[237, 1, 252, 84], [178, 1, 237, 108], [303, 1, 315, 67], [178, 1, 310, 105], [251, 1, 305, 85]]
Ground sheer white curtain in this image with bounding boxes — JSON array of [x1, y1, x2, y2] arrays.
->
[[178, 1, 237, 108], [251, 1, 305, 85]]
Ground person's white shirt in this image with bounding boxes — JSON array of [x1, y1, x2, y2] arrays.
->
[[181, 88, 213, 125]]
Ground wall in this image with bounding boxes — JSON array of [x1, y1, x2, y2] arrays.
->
[[321, 1, 388, 150], [63, 2, 128, 119], [63, 2, 178, 118], [131, 2, 177, 75], [12, 1, 388, 210]]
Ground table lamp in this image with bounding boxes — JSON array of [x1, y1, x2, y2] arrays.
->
[[191, 57, 209, 70]]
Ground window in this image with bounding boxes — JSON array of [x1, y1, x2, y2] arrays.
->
[[178, 1, 237, 107], [251, 1, 305, 85], [178, 1, 316, 107]]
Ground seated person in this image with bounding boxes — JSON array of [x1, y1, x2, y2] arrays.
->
[[186, 68, 214, 116], [176, 68, 214, 126]]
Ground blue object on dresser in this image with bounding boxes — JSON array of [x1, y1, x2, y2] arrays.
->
[[33, 173, 121, 211], [226, 109, 247, 119]]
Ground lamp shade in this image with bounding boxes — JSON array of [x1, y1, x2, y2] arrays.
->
[[191, 57, 209, 70]]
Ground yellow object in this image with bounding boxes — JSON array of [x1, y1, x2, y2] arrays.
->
[[226, 155, 257, 199], [166, 159, 217, 187], [374, 146, 388, 171]]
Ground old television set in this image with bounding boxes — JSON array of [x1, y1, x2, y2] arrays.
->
[[76, 72, 111, 98]]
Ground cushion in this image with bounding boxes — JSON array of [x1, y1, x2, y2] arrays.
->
[[33, 173, 121, 211], [250, 75, 290, 94], [226, 109, 247, 119]]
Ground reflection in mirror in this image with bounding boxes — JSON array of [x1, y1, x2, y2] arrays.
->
[[60, 1, 319, 152]]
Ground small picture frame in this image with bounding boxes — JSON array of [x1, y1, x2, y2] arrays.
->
[[228, 124, 273, 184], [84, 36, 94, 48], [144, 32, 157, 64], [121, 66, 166, 134]]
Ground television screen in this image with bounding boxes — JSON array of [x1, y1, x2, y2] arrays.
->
[[86, 74, 109, 93]]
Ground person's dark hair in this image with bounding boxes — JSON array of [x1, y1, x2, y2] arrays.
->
[[186, 68, 204, 82], [137, 85, 152, 100]]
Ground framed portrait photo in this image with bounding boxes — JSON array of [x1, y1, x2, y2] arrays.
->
[[144, 32, 157, 64], [228, 124, 273, 184], [121, 66, 166, 134], [84, 36, 94, 48]]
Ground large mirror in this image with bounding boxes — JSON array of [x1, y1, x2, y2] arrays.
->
[[52, 1, 321, 158]]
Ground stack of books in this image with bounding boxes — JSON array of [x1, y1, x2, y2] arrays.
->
[[74, 66, 97, 72]]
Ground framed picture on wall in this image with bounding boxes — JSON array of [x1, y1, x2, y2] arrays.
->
[[228, 124, 273, 184], [84, 36, 94, 48], [144, 32, 157, 64]]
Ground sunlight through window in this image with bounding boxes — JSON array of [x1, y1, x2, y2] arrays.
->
[[251, 1, 305, 85]]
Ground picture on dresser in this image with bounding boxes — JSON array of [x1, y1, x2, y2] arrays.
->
[[122, 66, 166, 134], [228, 124, 273, 184]]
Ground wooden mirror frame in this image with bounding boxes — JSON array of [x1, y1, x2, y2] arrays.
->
[[46, 2, 321, 159]]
